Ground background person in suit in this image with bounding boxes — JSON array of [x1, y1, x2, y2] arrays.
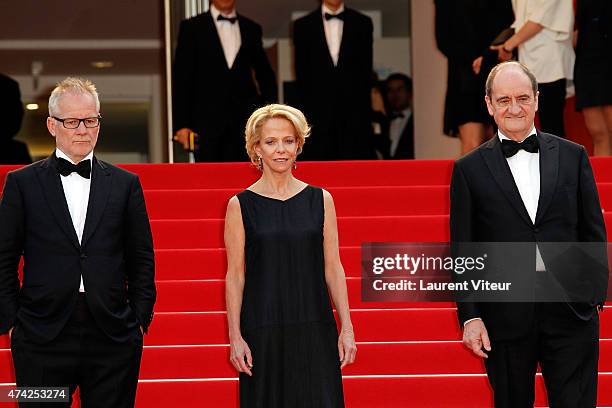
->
[[384, 73, 414, 160], [0, 77, 156, 407], [173, 0, 277, 162], [0, 73, 32, 164], [450, 61, 607, 407], [293, 0, 375, 160]]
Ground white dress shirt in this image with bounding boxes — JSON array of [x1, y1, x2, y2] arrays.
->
[[511, 0, 575, 83], [499, 129, 540, 223], [56, 148, 93, 292], [499, 128, 547, 271], [211, 4, 241, 69], [389, 108, 411, 157], [322, 3, 345, 66]]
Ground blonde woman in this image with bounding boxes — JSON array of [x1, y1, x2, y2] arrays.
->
[[224, 104, 356, 407]]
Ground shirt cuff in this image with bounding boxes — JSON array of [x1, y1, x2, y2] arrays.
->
[[463, 317, 482, 327]]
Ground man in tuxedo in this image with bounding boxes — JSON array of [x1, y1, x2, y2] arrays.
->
[[450, 61, 607, 407], [385, 73, 414, 160], [0, 77, 156, 407], [293, 0, 375, 160], [173, 0, 277, 162]]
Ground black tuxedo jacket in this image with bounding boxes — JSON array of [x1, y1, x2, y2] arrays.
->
[[172, 11, 277, 161], [0, 155, 156, 344], [450, 132, 608, 341], [391, 115, 414, 160], [293, 7, 374, 160]]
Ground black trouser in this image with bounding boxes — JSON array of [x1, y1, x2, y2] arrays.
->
[[484, 302, 599, 408], [538, 79, 567, 138], [10, 294, 143, 408]]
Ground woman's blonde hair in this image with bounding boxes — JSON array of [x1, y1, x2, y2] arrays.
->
[[244, 104, 311, 167]]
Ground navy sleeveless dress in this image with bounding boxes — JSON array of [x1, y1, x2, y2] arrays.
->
[[236, 185, 345, 408]]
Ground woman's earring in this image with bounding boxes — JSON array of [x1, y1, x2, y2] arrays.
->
[[293, 160, 297, 170], [257, 156, 263, 171]]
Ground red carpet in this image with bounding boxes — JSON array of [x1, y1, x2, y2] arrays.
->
[[1, 158, 611, 407]]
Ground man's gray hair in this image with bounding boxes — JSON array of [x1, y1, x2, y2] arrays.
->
[[48, 77, 100, 116], [485, 61, 538, 98]]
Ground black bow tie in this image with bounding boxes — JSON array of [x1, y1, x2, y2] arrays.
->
[[389, 112, 405, 120], [501, 135, 539, 158], [57, 157, 92, 179], [217, 14, 237, 24], [324, 11, 345, 21]]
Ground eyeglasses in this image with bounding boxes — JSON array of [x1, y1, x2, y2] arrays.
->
[[493, 96, 534, 109], [52, 116, 101, 129]]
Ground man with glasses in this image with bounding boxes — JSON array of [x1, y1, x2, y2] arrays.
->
[[0, 77, 156, 407], [450, 61, 607, 407]]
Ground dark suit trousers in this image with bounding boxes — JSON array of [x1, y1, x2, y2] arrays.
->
[[484, 302, 599, 408], [537, 79, 567, 139], [10, 294, 143, 408], [195, 120, 249, 163], [302, 116, 376, 161]]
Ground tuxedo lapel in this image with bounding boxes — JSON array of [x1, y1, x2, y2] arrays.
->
[[481, 137, 534, 226], [535, 132, 559, 225], [203, 12, 230, 71], [233, 15, 248, 68], [313, 9, 336, 68], [394, 116, 414, 159], [336, 11, 351, 68], [36, 155, 81, 250], [82, 157, 112, 247]]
